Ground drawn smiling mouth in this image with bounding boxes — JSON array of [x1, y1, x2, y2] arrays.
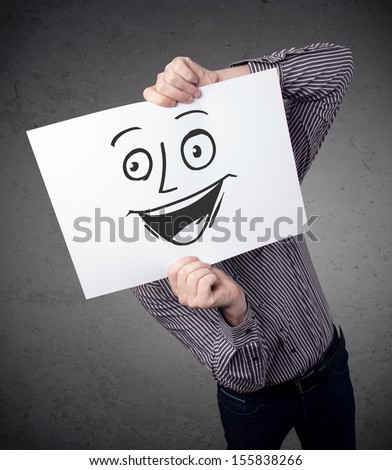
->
[[126, 173, 237, 245]]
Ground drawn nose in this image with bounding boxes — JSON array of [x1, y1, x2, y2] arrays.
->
[[159, 142, 178, 194]]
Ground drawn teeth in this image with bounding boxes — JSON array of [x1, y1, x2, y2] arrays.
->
[[127, 174, 237, 245], [146, 184, 215, 216]]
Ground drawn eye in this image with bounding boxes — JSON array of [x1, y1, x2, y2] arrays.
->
[[181, 129, 216, 170], [123, 148, 153, 181]]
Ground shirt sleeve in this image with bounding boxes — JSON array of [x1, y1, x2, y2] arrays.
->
[[231, 43, 354, 182], [131, 279, 268, 391], [131, 44, 353, 392]]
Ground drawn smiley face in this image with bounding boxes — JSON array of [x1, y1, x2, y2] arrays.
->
[[111, 109, 236, 245]]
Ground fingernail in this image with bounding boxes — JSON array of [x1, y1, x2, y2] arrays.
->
[[185, 96, 193, 104], [169, 100, 177, 107], [194, 89, 201, 98]]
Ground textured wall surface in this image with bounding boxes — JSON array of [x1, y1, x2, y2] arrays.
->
[[1, 0, 391, 450]]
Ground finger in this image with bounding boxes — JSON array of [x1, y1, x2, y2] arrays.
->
[[210, 266, 245, 309], [184, 267, 215, 306], [196, 272, 219, 308], [170, 57, 199, 84], [173, 56, 217, 87], [155, 77, 195, 104], [177, 261, 212, 300], [164, 67, 201, 97], [167, 256, 199, 294], [143, 86, 177, 107]]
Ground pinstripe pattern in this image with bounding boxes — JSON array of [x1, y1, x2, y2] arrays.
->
[[131, 44, 353, 393]]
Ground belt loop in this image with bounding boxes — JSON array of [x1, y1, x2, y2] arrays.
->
[[295, 382, 303, 395], [338, 325, 346, 351]]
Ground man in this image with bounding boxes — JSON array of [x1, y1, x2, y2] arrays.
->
[[131, 43, 355, 449]]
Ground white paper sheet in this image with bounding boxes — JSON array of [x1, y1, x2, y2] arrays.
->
[[27, 69, 307, 299]]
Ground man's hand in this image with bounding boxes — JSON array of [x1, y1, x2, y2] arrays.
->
[[143, 57, 250, 107], [167, 256, 247, 327]]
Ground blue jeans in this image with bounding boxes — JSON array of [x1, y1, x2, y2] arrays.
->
[[217, 348, 356, 450]]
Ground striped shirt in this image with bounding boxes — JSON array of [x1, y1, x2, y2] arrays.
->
[[131, 43, 354, 393]]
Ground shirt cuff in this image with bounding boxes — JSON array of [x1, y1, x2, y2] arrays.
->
[[230, 58, 282, 87], [217, 304, 259, 348]]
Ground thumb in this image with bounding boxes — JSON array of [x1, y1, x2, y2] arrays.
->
[[186, 58, 219, 87], [210, 266, 233, 284]]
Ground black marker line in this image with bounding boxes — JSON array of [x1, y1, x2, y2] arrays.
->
[[175, 110, 208, 120], [209, 193, 224, 228], [111, 127, 141, 147], [127, 174, 237, 214], [158, 142, 178, 194], [144, 224, 158, 238]]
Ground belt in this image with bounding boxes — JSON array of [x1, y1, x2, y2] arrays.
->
[[263, 326, 346, 396]]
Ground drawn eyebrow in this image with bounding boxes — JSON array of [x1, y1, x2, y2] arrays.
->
[[175, 110, 208, 120], [111, 127, 142, 147]]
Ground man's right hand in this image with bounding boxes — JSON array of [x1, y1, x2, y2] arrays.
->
[[143, 57, 250, 107], [167, 256, 248, 327], [143, 57, 219, 107]]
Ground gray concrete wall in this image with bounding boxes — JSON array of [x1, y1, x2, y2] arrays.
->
[[1, 0, 391, 449]]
